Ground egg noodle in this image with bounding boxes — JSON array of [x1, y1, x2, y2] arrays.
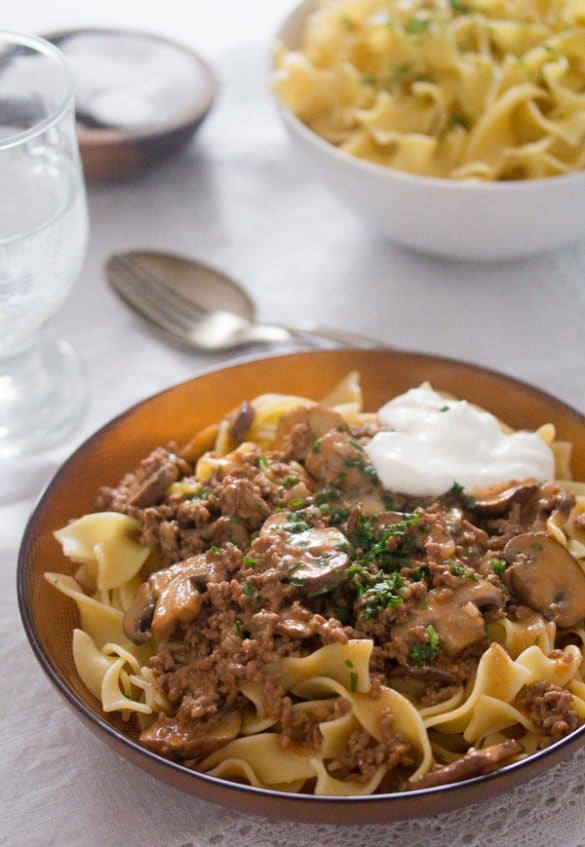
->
[[272, 0, 585, 179], [46, 374, 585, 795]]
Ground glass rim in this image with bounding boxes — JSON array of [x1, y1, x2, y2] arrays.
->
[[0, 30, 75, 151]]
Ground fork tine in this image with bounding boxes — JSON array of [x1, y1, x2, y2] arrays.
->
[[112, 254, 209, 325], [107, 256, 195, 337], [108, 255, 197, 331]]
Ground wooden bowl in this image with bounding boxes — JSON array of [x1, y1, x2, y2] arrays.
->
[[45, 29, 217, 181], [17, 349, 585, 822]]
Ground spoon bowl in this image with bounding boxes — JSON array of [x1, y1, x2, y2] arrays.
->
[[106, 250, 383, 351]]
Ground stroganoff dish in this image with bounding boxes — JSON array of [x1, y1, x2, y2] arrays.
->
[[47, 375, 585, 795]]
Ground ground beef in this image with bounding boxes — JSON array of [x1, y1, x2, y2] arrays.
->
[[102, 416, 581, 782], [327, 708, 416, 784], [278, 696, 351, 750], [517, 681, 582, 747]]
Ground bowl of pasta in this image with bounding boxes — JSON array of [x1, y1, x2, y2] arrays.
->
[[272, 0, 585, 260], [18, 348, 585, 822]]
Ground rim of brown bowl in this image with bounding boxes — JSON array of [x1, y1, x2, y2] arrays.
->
[[17, 348, 585, 824], [44, 27, 218, 181]]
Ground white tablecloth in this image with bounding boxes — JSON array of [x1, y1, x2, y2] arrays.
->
[[2, 2, 585, 845]]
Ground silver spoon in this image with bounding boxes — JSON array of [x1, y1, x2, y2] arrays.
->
[[106, 250, 384, 352]]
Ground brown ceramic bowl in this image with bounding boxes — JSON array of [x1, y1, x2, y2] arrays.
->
[[44, 29, 217, 181], [17, 349, 585, 822]]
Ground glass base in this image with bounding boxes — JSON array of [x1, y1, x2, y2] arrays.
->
[[0, 339, 87, 458]]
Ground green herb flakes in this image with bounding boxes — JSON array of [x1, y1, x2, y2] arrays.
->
[[409, 625, 440, 665], [449, 0, 472, 12], [490, 558, 508, 575], [404, 17, 432, 35]]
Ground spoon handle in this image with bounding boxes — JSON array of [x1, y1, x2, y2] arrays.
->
[[279, 322, 386, 349]]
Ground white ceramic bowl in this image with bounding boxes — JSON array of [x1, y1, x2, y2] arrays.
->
[[273, 0, 585, 261]]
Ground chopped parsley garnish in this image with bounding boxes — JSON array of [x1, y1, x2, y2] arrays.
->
[[189, 487, 211, 501], [311, 435, 321, 453], [350, 512, 421, 570], [344, 455, 379, 483], [283, 475, 298, 488], [243, 582, 262, 602], [242, 556, 259, 567], [439, 405, 450, 412], [387, 62, 412, 88], [449, 481, 464, 497], [449, 0, 471, 12], [235, 619, 245, 639], [404, 17, 432, 34], [411, 566, 430, 583], [334, 606, 352, 625], [449, 561, 478, 580], [330, 507, 350, 524], [361, 74, 378, 85], [490, 558, 508, 575], [409, 625, 440, 665], [254, 455, 270, 469], [449, 114, 469, 130], [289, 498, 306, 509], [284, 518, 311, 534], [345, 659, 354, 668], [350, 672, 359, 692], [361, 573, 405, 619], [316, 487, 341, 505]]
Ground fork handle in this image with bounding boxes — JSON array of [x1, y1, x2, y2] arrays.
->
[[279, 322, 386, 350]]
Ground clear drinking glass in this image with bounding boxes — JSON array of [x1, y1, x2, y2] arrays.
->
[[0, 32, 88, 458]]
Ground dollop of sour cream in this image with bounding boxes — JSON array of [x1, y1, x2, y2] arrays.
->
[[365, 385, 555, 497]]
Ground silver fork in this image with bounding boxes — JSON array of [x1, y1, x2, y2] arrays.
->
[[106, 252, 384, 352]]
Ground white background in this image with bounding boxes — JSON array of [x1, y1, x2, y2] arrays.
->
[[2, 1, 585, 845]]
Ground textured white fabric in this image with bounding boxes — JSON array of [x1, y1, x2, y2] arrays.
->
[[3, 2, 585, 846]]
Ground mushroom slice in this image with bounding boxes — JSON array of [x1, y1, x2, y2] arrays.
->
[[151, 577, 203, 642], [141, 710, 242, 759], [122, 582, 156, 644], [261, 514, 350, 596], [411, 739, 522, 789], [394, 580, 505, 658], [123, 554, 223, 644], [229, 401, 255, 445], [431, 580, 505, 655], [472, 482, 539, 516], [286, 526, 350, 596], [504, 531, 585, 628], [128, 456, 181, 508]]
